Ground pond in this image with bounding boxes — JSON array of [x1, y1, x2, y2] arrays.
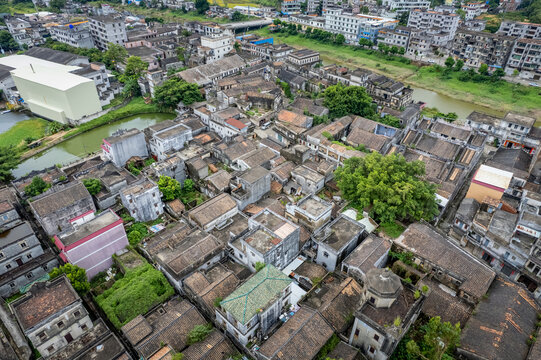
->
[[13, 113, 175, 178]]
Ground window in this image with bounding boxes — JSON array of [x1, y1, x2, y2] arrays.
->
[[369, 297, 375, 304], [354, 329, 360, 337], [26, 273, 33, 279], [81, 324, 88, 331], [6, 264, 11, 270], [20, 242, 27, 248], [38, 331, 47, 340], [0, 252, 3, 259], [57, 321, 64, 329], [9, 282, 15, 288], [46, 345, 55, 353], [374, 334, 380, 341], [369, 346, 376, 354], [27, 254, 32, 259], [323, 251, 329, 258], [73, 311, 81, 318]]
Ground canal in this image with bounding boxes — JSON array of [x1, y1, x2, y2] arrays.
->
[[11, 113, 175, 178]]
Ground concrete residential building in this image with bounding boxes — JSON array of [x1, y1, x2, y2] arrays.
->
[[216, 265, 292, 345], [281, 0, 302, 15], [29, 181, 96, 236], [505, 38, 541, 80], [378, 26, 411, 49], [120, 179, 164, 222], [198, 32, 234, 64], [53, 210, 128, 279], [498, 20, 541, 39], [102, 128, 148, 167], [461, 2, 487, 21], [287, 49, 320, 66], [10, 276, 93, 358], [452, 30, 515, 69], [382, 0, 430, 13], [285, 194, 333, 232], [50, 22, 95, 49], [342, 234, 392, 283], [0, 222, 58, 298], [230, 208, 300, 271], [230, 166, 271, 210], [148, 121, 193, 161], [89, 15, 127, 50], [325, 8, 398, 43], [408, 9, 459, 41], [313, 214, 366, 271], [290, 164, 326, 194], [0, 55, 102, 125]]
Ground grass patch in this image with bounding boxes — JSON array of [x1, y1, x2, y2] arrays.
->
[[95, 263, 174, 329], [0, 2, 44, 14], [380, 221, 405, 239], [0, 118, 49, 148], [63, 97, 171, 139]]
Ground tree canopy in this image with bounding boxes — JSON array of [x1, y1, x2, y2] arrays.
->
[[335, 152, 439, 223], [0, 146, 20, 184], [104, 43, 128, 68], [406, 317, 461, 360], [195, 0, 209, 14], [153, 77, 203, 109], [157, 175, 181, 201], [82, 178, 102, 195], [323, 83, 375, 119], [24, 176, 51, 197], [0, 31, 19, 51], [49, 264, 90, 295], [123, 56, 148, 80]]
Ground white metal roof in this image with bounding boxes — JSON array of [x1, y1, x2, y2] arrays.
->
[[474, 164, 513, 190]]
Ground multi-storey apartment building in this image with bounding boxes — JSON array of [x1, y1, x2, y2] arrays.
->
[[407, 9, 460, 41], [89, 15, 127, 50], [498, 20, 541, 39], [505, 38, 541, 80], [382, 0, 430, 13], [325, 8, 398, 44], [198, 33, 234, 64], [461, 2, 487, 21], [281, 0, 302, 15], [378, 25, 411, 49], [50, 22, 95, 49], [452, 29, 515, 69]]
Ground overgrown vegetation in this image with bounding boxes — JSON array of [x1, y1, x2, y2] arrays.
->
[[380, 222, 406, 239], [126, 222, 149, 247], [153, 77, 203, 110], [335, 152, 439, 223], [0, 146, 20, 184], [0, 118, 49, 148], [186, 324, 213, 345], [95, 263, 174, 328], [82, 178, 102, 195], [315, 333, 340, 360], [24, 176, 51, 197], [49, 264, 91, 296]]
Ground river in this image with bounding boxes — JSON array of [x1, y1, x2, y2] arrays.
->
[[11, 113, 175, 179], [4, 86, 507, 178]]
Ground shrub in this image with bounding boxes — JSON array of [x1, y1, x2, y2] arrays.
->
[[255, 262, 265, 272], [49, 264, 90, 295], [24, 176, 51, 197], [187, 324, 213, 345], [95, 263, 174, 328], [82, 178, 102, 195]]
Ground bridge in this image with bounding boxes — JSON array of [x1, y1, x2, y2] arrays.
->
[[222, 19, 273, 32]]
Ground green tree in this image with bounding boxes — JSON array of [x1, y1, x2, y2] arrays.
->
[[444, 56, 455, 69], [157, 175, 181, 201], [24, 176, 51, 197], [456, 8, 466, 20], [195, 0, 209, 14], [82, 178, 102, 195], [122, 77, 141, 97], [334, 33, 345, 45], [49, 0, 66, 11], [123, 56, 148, 80], [323, 83, 375, 118], [233, 41, 241, 53], [454, 59, 464, 72], [399, 11, 409, 26], [49, 264, 90, 295], [104, 43, 128, 69], [406, 317, 461, 360], [493, 68, 505, 79], [231, 11, 245, 21], [176, 46, 185, 62], [127, 230, 143, 246], [300, 0, 307, 12], [478, 63, 489, 76], [0, 31, 19, 51], [153, 77, 203, 109], [182, 178, 194, 192], [0, 147, 20, 184], [335, 152, 439, 223], [187, 324, 213, 345]]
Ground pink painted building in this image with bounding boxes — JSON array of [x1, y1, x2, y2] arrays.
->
[[54, 210, 129, 279]]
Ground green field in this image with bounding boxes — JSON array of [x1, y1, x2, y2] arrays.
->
[[253, 28, 541, 119], [0, 118, 49, 148]]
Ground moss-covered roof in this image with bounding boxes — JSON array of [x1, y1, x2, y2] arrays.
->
[[220, 265, 292, 325]]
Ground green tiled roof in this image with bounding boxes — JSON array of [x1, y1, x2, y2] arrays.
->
[[220, 265, 292, 325]]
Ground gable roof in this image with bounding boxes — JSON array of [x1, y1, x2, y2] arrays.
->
[[181, 330, 235, 360], [395, 223, 495, 298], [30, 181, 92, 217], [25, 47, 87, 65], [258, 307, 334, 360], [343, 234, 391, 277], [220, 265, 291, 325], [460, 278, 540, 360], [188, 193, 237, 228]]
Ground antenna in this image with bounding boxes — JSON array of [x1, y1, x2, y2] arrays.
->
[[29, 64, 35, 73]]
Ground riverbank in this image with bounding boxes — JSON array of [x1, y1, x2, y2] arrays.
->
[[18, 97, 173, 160], [252, 28, 541, 120], [0, 118, 49, 148]]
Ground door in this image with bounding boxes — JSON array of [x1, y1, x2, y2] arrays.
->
[[15, 258, 23, 266], [64, 333, 73, 343]]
